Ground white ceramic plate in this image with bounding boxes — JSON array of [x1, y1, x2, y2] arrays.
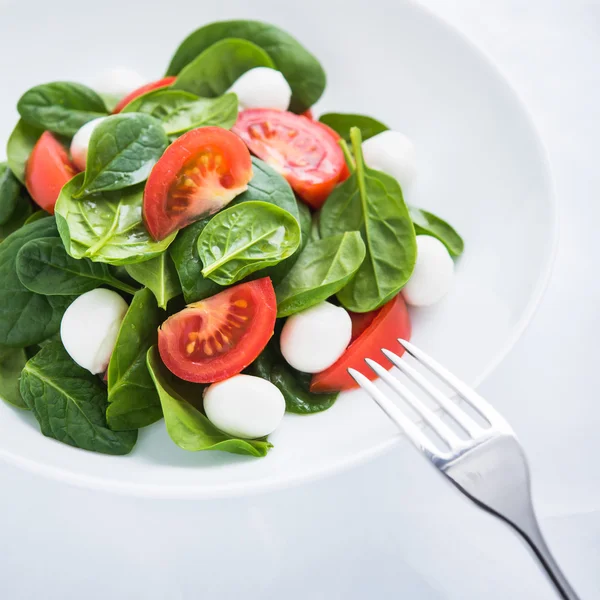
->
[[0, 0, 556, 498]]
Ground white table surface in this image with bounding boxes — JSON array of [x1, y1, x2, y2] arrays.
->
[[1, 1, 599, 598]]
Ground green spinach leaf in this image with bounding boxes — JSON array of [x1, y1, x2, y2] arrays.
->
[[17, 82, 108, 137], [320, 128, 417, 312], [410, 207, 464, 257], [172, 38, 275, 98], [0, 189, 33, 242], [248, 341, 337, 414], [106, 289, 163, 431], [0, 218, 75, 347], [122, 89, 238, 135], [20, 341, 137, 454], [0, 345, 29, 409], [16, 237, 138, 296], [0, 163, 23, 225], [276, 232, 366, 317], [125, 253, 181, 309], [56, 173, 176, 265], [23, 211, 48, 226], [6, 120, 43, 183], [319, 113, 388, 142], [166, 20, 326, 113], [198, 201, 301, 286], [146, 346, 271, 456], [73, 113, 168, 198]]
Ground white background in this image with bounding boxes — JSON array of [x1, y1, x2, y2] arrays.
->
[[1, 1, 599, 598]]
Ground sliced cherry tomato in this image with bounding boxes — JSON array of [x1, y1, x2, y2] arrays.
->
[[312, 120, 351, 183], [25, 131, 77, 214], [310, 294, 411, 393], [158, 278, 276, 383], [349, 310, 378, 343], [233, 108, 345, 210], [302, 109, 314, 120], [143, 126, 252, 241], [112, 76, 176, 113]]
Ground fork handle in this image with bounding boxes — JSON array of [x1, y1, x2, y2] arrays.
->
[[509, 511, 579, 599]]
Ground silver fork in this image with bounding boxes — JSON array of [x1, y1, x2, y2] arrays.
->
[[348, 339, 579, 600]]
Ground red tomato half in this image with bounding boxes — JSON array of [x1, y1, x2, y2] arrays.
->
[[143, 127, 253, 241], [302, 109, 314, 120], [112, 76, 176, 113], [312, 120, 351, 183], [25, 132, 77, 214], [310, 294, 411, 393], [233, 109, 345, 210], [158, 278, 276, 383]]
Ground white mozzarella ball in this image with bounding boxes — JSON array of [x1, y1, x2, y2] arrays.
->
[[280, 301, 352, 373], [91, 67, 146, 99], [203, 374, 286, 439], [403, 235, 454, 307], [227, 67, 291, 111], [60, 288, 129, 374], [362, 130, 417, 190], [70, 117, 107, 171]]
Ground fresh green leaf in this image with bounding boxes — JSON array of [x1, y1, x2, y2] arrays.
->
[[276, 232, 366, 317], [20, 341, 137, 454], [410, 207, 464, 257], [125, 253, 181, 309], [0, 189, 33, 242], [6, 120, 43, 183], [0, 218, 75, 347], [0, 163, 23, 225], [173, 38, 274, 98], [17, 82, 108, 137], [56, 173, 176, 265], [166, 20, 326, 113], [73, 113, 168, 198], [0, 345, 29, 409], [146, 346, 271, 456], [198, 201, 301, 286], [248, 340, 337, 414], [16, 237, 138, 296], [23, 211, 48, 226], [169, 157, 300, 302], [320, 128, 417, 312], [122, 89, 238, 135], [106, 289, 163, 431], [319, 113, 388, 142]]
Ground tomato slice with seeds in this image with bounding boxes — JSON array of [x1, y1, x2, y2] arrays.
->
[[233, 109, 345, 210], [25, 131, 77, 214], [143, 126, 253, 241], [312, 120, 351, 183], [310, 294, 412, 393], [158, 278, 276, 383], [112, 76, 176, 113]]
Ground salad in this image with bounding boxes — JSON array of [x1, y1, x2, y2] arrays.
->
[[0, 20, 464, 458]]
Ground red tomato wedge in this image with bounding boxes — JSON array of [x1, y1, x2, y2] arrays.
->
[[158, 278, 276, 383], [233, 109, 345, 210], [310, 294, 411, 393], [302, 109, 314, 120], [25, 131, 77, 214], [143, 127, 252, 241], [112, 76, 176, 113], [312, 120, 351, 183]]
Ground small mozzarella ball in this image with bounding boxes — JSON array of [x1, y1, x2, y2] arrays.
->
[[70, 117, 107, 171], [362, 130, 417, 190], [203, 374, 286, 439], [227, 67, 291, 111], [280, 302, 352, 373], [60, 288, 129, 374], [403, 235, 454, 307], [91, 67, 146, 99]]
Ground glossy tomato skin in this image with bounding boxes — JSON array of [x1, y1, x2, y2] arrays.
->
[[310, 294, 411, 393], [233, 109, 345, 210], [158, 278, 276, 383], [25, 131, 77, 214], [112, 76, 176, 113], [311, 120, 351, 183], [302, 109, 314, 120], [143, 126, 252, 241]]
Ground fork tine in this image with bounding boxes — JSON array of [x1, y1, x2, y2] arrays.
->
[[348, 369, 442, 458], [382, 349, 482, 438], [397, 339, 512, 432], [364, 358, 462, 448]]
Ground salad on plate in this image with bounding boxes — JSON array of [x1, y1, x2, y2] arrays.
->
[[0, 20, 464, 459]]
